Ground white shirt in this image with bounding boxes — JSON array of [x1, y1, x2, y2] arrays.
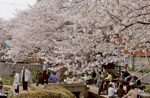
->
[[21, 69, 31, 81], [109, 82, 115, 88], [13, 73, 20, 86], [108, 87, 117, 97]]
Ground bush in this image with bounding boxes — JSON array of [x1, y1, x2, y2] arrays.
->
[[13, 86, 76, 98], [46, 86, 75, 98], [145, 70, 150, 73], [144, 87, 150, 93], [107, 69, 117, 75], [13, 90, 71, 98]]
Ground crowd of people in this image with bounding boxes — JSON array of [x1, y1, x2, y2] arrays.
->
[[92, 70, 142, 98]]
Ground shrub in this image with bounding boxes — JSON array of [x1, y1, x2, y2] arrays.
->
[[31, 71, 43, 82], [46, 86, 75, 98], [13, 90, 71, 98], [144, 87, 150, 93], [145, 70, 150, 73], [107, 69, 117, 75], [13, 86, 76, 98]]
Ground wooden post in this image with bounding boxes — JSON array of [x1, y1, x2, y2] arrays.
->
[[145, 51, 150, 69], [119, 66, 121, 76]]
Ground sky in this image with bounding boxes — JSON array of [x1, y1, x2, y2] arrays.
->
[[0, 0, 37, 20]]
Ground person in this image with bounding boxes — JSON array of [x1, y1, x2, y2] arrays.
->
[[35, 70, 40, 86], [0, 77, 2, 85], [98, 80, 108, 95], [96, 71, 105, 87], [113, 73, 119, 81], [0, 84, 7, 98], [122, 71, 131, 81], [116, 84, 125, 98], [21, 66, 31, 91], [94, 71, 100, 85], [114, 82, 119, 90], [72, 74, 79, 81], [49, 72, 56, 83], [109, 80, 115, 89], [42, 61, 49, 84], [12, 70, 20, 95], [108, 84, 117, 98], [130, 76, 141, 86], [124, 57, 128, 71], [105, 71, 112, 82], [122, 85, 138, 98], [91, 69, 96, 79], [121, 81, 129, 94], [80, 73, 88, 85]]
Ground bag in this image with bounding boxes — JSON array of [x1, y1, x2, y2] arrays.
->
[[14, 84, 18, 89]]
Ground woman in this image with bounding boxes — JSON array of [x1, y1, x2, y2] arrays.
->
[[114, 82, 119, 90], [130, 76, 141, 86]]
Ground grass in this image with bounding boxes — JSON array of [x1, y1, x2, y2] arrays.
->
[[3, 87, 10, 91], [28, 84, 39, 91], [1, 76, 14, 85], [1, 76, 23, 86], [3, 87, 11, 98]]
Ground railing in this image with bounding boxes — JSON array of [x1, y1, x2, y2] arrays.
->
[[136, 72, 150, 82], [125, 68, 142, 80]]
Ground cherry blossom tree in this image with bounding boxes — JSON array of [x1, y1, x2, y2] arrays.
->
[[0, 18, 11, 51], [5, 0, 150, 73]]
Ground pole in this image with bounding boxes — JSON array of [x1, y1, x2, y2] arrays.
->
[[145, 51, 150, 69]]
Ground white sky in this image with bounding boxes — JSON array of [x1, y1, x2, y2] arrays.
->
[[0, 0, 37, 20]]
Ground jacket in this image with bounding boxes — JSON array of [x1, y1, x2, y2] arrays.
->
[[21, 69, 31, 82], [13, 73, 20, 86]]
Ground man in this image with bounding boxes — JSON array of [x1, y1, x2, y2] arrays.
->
[[124, 57, 128, 71], [12, 70, 20, 95], [42, 61, 49, 84], [49, 72, 56, 83], [21, 66, 31, 91]]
